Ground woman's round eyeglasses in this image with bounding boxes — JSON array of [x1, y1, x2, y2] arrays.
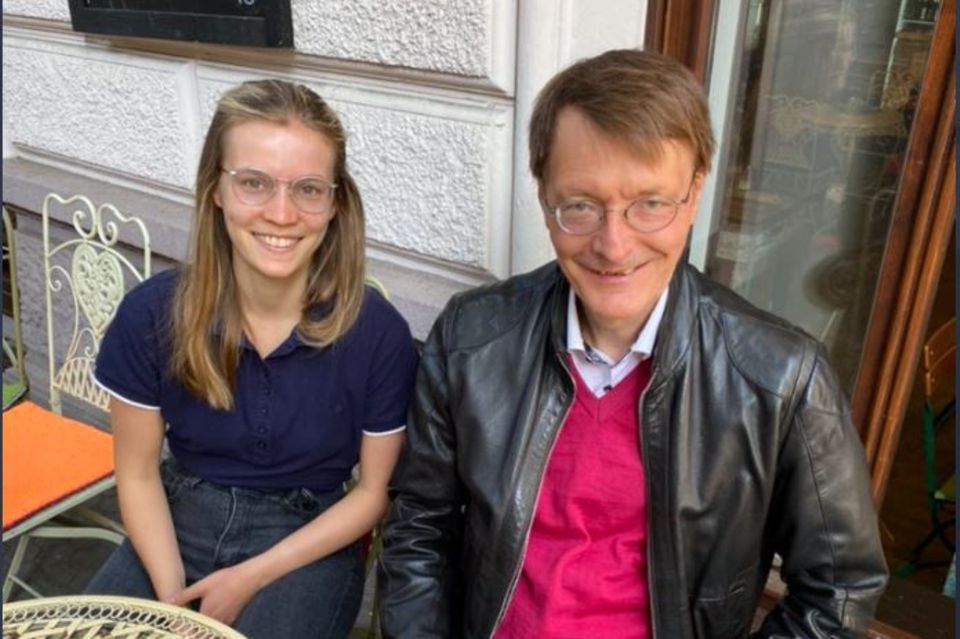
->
[[221, 168, 337, 215], [546, 175, 696, 235]]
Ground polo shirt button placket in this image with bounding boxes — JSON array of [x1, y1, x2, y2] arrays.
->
[[255, 366, 271, 457]]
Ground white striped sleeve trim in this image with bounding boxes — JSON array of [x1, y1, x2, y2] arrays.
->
[[93, 375, 161, 411], [361, 425, 406, 437]]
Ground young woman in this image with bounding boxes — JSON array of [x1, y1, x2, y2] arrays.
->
[[87, 79, 418, 638]]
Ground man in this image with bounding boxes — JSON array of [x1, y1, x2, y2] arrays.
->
[[379, 49, 887, 638]]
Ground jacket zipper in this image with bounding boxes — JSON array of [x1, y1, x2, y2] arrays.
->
[[487, 352, 576, 638], [637, 382, 659, 637]]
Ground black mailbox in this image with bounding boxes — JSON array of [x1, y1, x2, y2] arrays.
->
[[68, 0, 294, 48]]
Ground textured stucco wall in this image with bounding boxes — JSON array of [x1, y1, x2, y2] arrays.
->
[[3, 39, 190, 189], [344, 104, 492, 265], [4, 24, 512, 271], [292, 0, 489, 77], [2, 0, 69, 21], [3, 0, 509, 84]]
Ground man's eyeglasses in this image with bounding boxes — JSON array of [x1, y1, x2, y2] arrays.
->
[[546, 175, 697, 235], [220, 168, 337, 215]]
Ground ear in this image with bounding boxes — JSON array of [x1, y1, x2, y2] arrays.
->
[[686, 171, 709, 224], [538, 184, 552, 229], [212, 184, 223, 209]]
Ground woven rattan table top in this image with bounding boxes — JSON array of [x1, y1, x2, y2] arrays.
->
[[3, 595, 246, 638]]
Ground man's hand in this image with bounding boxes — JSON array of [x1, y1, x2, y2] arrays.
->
[[171, 562, 264, 626]]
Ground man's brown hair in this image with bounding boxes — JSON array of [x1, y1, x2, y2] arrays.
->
[[529, 49, 715, 183]]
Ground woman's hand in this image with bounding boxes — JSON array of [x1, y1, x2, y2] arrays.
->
[[155, 579, 186, 607], [171, 561, 264, 626], [171, 432, 404, 626]]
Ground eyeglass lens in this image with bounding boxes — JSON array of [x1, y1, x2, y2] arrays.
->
[[228, 169, 333, 214], [557, 199, 679, 234]]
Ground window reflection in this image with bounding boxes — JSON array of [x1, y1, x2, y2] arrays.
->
[[705, 0, 937, 391]]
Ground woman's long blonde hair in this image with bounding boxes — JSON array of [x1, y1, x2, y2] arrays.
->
[[172, 79, 366, 410]]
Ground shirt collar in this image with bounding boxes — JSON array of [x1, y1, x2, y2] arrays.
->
[[220, 301, 330, 356], [239, 329, 306, 357], [566, 286, 669, 361]]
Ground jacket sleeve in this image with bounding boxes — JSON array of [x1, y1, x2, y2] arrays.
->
[[378, 308, 465, 638], [754, 344, 888, 638]]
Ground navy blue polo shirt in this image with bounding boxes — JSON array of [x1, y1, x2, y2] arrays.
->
[[94, 269, 418, 493]]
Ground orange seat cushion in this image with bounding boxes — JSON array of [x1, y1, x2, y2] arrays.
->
[[3, 401, 114, 532]]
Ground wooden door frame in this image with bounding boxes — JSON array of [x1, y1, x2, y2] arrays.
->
[[854, 0, 955, 506], [645, 0, 718, 83], [650, 0, 956, 507]]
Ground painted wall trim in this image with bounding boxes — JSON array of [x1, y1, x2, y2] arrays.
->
[[3, 15, 516, 98]]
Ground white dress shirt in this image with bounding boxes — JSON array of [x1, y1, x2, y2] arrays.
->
[[566, 287, 668, 398]]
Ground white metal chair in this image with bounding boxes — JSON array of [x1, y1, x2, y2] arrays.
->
[[2, 207, 28, 409], [2, 193, 151, 602]]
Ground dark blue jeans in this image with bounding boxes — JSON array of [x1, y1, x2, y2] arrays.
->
[[86, 460, 364, 639]]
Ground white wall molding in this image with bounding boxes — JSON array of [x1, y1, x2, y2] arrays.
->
[[3, 2, 517, 90], [3, 35, 190, 187], [1, 23, 516, 115], [688, 0, 749, 270], [2, 158, 193, 260], [13, 146, 195, 205], [175, 61, 203, 193], [292, 0, 517, 91], [1, 0, 69, 21], [3, 14, 515, 97], [367, 240, 497, 288], [510, 0, 649, 275], [3, 119, 17, 159]]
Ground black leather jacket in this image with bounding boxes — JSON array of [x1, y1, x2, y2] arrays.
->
[[380, 262, 887, 638]]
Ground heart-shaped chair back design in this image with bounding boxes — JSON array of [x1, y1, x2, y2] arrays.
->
[[71, 243, 124, 337]]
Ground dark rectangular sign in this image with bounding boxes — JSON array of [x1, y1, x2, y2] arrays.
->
[[68, 0, 294, 48]]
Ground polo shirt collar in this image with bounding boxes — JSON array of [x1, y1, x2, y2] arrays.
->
[[216, 300, 331, 357], [239, 330, 307, 358]]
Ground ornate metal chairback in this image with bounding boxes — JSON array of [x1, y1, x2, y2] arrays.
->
[[41, 194, 152, 415], [868, 68, 917, 111], [2, 206, 27, 394]]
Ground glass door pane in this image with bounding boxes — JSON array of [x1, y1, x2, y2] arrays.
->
[[703, 0, 938, 392]]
